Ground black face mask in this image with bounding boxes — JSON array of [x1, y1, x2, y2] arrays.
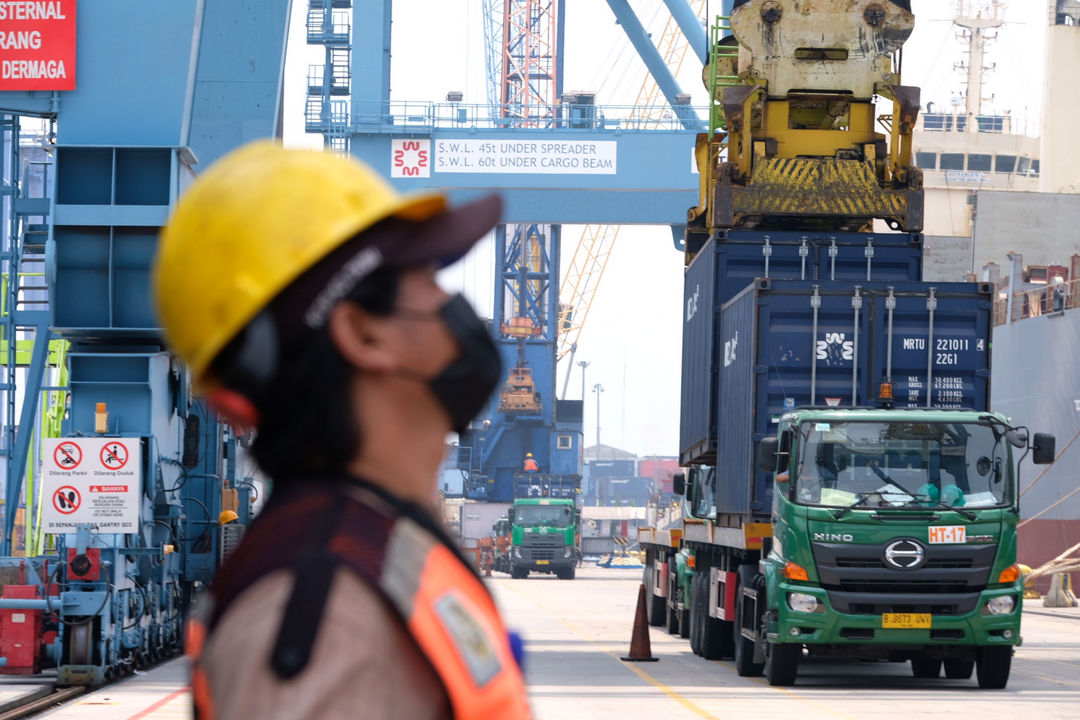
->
[[428, 294, 502, 435]]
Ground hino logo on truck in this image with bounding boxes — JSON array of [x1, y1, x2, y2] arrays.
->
[[884, 539, 926, 570], [724, 331, 738, 367], [814, 532, 854, 542], [816, 333, 854, 365]]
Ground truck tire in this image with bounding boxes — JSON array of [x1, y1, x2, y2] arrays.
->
[[511, 566, 528, 579], [556, 567, 575, 580], [944, 658, 974, 679], [733, 566, 764, 677], [911, 657, 942, 678], [765, 641, 801, 686], [666, 594, 680, 635], [645, 552, 666, 627], [689, 572, 704, 656], [976, 647, 1012, 689], [679, 604, 691, 640]]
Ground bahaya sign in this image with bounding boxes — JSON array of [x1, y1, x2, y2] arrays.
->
[[0, 1, 76, 91]]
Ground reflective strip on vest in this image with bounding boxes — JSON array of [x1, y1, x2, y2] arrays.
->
[[382, 520, 531, 720]]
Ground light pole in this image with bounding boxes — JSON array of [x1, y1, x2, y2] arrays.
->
[[592, 383, 604, 450], [577, 360, 590, 404]]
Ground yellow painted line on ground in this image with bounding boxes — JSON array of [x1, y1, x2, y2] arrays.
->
[[501, 581, 857, 720], [614, 655, 720, 720], [501, 581, 719, 718]]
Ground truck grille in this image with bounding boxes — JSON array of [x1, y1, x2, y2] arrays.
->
[[530, 547, 558, 561], [523, 533, 564, 547], [812, 542, 997, 615]]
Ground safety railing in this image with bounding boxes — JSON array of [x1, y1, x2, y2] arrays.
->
[[1004, 279, 1080, 324], [324, 100, 711, 133]]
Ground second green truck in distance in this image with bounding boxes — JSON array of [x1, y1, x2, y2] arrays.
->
[[507, 497, 579, 580]]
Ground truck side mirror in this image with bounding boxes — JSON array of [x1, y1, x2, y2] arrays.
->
[[758, 437, 779, 472], [508, 509, 515, 523], [672, 472, 685, 496], [684, 468, 698, 502], [1032, 433, 1056, 465]]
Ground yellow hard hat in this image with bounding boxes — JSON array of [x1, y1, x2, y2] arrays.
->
[[526, 453, 533, 458], [154, 141, 471, 386], [218, 509, 239, 525]]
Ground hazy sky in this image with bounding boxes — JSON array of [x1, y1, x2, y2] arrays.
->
[[282, 1, 1052, 457]]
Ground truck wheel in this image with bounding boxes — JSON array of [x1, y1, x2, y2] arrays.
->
[[679, 606, 691, 640], [733, 566, 764, 677], [561, 567, 576, 580], [911, 657, 942, 678], [944, 658, 974, 679], [511, 566, 527, 579], [666, 595, 680, 635], [976, 647, 1012, 689], [646, 553, 666, 627], [689, 572, 704, 656], [765, 641, 801, 686]]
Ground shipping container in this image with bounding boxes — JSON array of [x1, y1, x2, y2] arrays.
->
[[680, 232, 925, 464], [639, 457, 680, 494], [713, 278, 993, 518]]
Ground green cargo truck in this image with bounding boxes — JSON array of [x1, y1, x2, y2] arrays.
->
[[508, 497, 579, 580]]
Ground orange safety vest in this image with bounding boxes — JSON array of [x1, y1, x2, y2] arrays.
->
[[523, 458, 539, 472], [186, 476, 531, 720]]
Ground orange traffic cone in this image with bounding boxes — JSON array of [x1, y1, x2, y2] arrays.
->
[[621, 582, 659, 662]]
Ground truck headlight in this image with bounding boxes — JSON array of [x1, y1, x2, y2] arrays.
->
[[787, 592, 823, 614], [563, 547, 573, 558], [512, 547, 522, 559], [983, 595, 1016, 615]]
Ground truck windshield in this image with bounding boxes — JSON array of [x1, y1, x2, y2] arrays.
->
[[794, 420, 1012, 510], [515, 505, 573, 527]]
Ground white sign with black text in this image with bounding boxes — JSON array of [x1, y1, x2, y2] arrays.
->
[[41, 437, 142, 533]]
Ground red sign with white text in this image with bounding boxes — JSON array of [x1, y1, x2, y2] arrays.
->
[[0, 1, 76, 90]]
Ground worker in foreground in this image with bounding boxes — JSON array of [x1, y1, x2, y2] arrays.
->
[[153, 141, 531, 719]]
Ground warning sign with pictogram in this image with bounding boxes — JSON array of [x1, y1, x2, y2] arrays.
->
[[53, 440, 82, 469], [100, 441, 128, 470], [52, 485, 81, 514], [42, 437, 142, 533]]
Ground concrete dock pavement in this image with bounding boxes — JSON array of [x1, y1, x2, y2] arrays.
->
[[489, 565, 1080, 720]]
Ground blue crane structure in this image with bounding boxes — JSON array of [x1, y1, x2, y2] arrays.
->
[[0, 0, 290, 683], [306, 0, 731, 503]]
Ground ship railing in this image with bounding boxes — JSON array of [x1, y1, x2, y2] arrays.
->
[[1008, 279, 1080, 323]]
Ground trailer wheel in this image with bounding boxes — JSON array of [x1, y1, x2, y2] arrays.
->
[[911, 657, 942, 679], [765, 641, 801, 686], [689, 572, 704, 656], [666, 595, 680, 635], [645, 551, 666, 627], [976, 647, 1012, 689], [733, 566, 764, 676]]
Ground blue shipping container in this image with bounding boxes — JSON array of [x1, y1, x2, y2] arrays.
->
[[713, 279, 993, 518], [680, 232, 924, 464]]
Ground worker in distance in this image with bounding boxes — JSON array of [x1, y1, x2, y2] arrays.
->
[[153, 141, 531, 719]]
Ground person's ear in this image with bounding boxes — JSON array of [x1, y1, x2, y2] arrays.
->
[[326, 302, 397, 372]]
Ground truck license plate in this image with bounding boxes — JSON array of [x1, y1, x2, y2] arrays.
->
[[882, 613, 931, 629], [536, 560, 549, 565]]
